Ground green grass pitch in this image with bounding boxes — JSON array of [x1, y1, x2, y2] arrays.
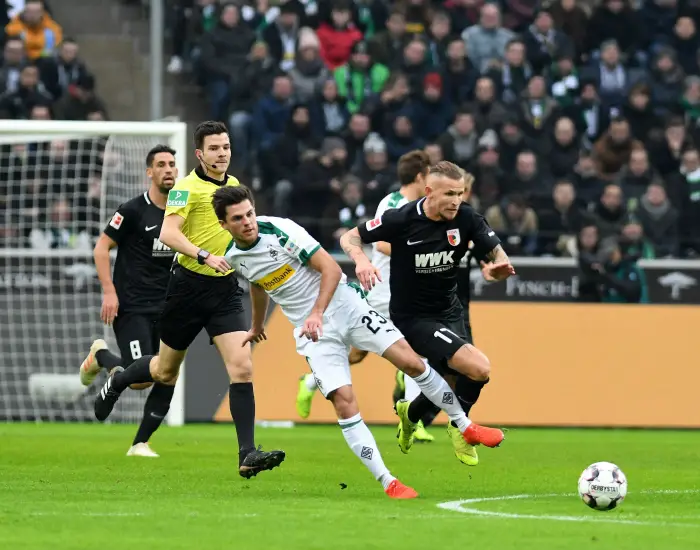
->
[[1, 424, 699, 550]]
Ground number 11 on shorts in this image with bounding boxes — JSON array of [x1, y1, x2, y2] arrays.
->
[[433, 328, 458, 344]]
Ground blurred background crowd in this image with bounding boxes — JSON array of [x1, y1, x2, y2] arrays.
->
[[4, 0, 700, 276]]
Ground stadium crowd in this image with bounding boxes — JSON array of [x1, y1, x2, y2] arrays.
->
[[0, 0, 110, 249], [162, 0, 700, 259]]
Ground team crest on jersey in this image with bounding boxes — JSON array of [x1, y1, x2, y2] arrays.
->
[[366, 218, 382, 231], [447, 229, 461, 247], [269, 246, 279, 260], [109, 212, 124, 230]]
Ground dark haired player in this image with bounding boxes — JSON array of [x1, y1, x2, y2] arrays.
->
[[79, 145, 178, 457], [92, 121, 284, 478], [340, 161, 514, 455]]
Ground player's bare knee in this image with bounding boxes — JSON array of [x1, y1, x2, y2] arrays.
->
[[384, 340, 425, 378], [226, 358, 253, 383], [451, 344, 490, 381], [329, 386, 359, 419]]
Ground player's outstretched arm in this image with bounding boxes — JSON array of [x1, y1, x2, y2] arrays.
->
[[94, 233, 119, 325], [480, 244, 516, 282], [340, 227, 382, 292], [303, 248, 343, 341]]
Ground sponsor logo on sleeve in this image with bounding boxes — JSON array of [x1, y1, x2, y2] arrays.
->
[[366, 218, 382, 231], [166, 190, 189, 207], [109, 212, 124, 230]]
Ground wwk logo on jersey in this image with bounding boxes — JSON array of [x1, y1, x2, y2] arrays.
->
[[152, 238, 174, 257], [365, 217, 382, 231], [166, 190, 189, 207], [109, 212, 124, 230], [415, 251, 455, 273], [447, 229, 461, 247]]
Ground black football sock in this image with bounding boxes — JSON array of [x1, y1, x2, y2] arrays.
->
[[455, 376, 489, 417], [229, 382, 256, 464], [407, 393, 437, 424], [132, 383, 175, 445], [421, 408, 439, 427], [95, 349, 122, 371], [112, 355, 155, 392]]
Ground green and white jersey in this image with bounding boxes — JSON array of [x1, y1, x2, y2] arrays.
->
[[368, 191, 408, 304], [224, 216, 346, 326]]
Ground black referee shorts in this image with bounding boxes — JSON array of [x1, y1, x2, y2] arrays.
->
[[394, 314, 472, 376], [160, 266, 246, 351], [113, 312, 160, 363]]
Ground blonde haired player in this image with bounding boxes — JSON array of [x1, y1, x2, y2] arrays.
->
[[213, 185, 505, 498]]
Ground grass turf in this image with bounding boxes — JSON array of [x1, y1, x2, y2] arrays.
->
[[0, 424, 699, 550]]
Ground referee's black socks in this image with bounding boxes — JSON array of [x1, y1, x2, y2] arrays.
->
[[95, 349, 122, 372], [112, 355, 154, 392], [133, 383, 174, 445], [229, 382, 256, 464]]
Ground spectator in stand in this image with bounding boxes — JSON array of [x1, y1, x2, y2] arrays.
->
[[617, 147, 663, 201], [522, 7, 573, 75], [441, 37, 477, 105], [36, 38, 91, 101], [252, 73, 294, 184], [631, 182, 680, 257], [369, 7, 407, 69], [410, 72, 454, 143], [0, 63, 52, 119], [262, 2, 300, 72], [593, 116, 642, 180], [498, 114, 532, 173], [503, 149, 552, 205], [485, 193, 539, 256], [486, 38, 533, 105], [672, 147, 700, 255], [6, 0, 62, 61], [313, 78, 350, 137], [647, 115, 693, 176], [385, 113, 423, 162], [466, 76, 508, 134], [199, 2, 255, 121], [317, 0, 363, 71], [576, 222, 603, 301], [641, 0, 679, 47], [275, 103, 322, 186], [549, 52, 580, 107], [594, 236, 649, 303], [549, 0, 589, 61], [289, 28, 330, 104], [564, 80, 611, 146], [623, 83, 660, 142], [0, 36, 26, 94], [402, 0, 432, 35], [368, 71, 410, 133], [573, 150, 605, 204], [678, 76, 700, 128], [584, 0, 646, 63], [342, 112, 371, 170], [334, 40, 389, 114], [437, 108, 478, 169], [672, 16, 699, 76], [399, 37, 429, 97], [229, 41, 278, 173], [352, 132, 396, 209], [516, 75, 561, 152], [167, 0, 218, 75], [621, 220, 656, 259], [471, 130, 502, 209], [649, 47, 685, 116], [549, 116, 580, 179], [591, 183, 628, 237], [444, 0, 482, 36], [462, 3, 515, 72], [580, 40, 643, 108], [537, 180, 584, 256], [424, 142, 444, 164], [53, 72, 107, 121], [425, 11, 452, 68]]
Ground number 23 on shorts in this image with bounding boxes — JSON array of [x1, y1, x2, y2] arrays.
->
[[361, 310, 389, 334]]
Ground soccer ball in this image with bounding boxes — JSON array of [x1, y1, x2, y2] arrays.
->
[[578, 462, 628, 511]]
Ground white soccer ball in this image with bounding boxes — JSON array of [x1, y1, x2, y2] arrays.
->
[[578, 461, 628, 511]]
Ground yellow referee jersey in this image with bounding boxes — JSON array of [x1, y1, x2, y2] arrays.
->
[[165, 167, 239, 276]]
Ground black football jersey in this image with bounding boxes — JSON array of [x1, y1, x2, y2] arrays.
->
[[103, 192, 175, 314], [358, 198, 500, 321]]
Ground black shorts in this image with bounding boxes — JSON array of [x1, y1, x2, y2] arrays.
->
[[394, 314, 472, 375], [159, 266, 246, 351], [113, 312, 160, 362]]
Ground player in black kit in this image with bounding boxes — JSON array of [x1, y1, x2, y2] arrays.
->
[[79, 144, 177, 457], [340, 161, 514, 456]]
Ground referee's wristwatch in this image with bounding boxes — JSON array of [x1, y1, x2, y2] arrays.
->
[[197, 249, 211, 265]]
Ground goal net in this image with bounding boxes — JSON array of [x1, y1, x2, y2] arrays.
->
[[0, 120, 187, 424]]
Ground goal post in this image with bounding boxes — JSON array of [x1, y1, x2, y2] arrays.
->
[[0, 120, 187, 426]]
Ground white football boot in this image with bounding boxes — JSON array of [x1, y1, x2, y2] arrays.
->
[[79, 339, 108, 386], [126, 442, 159, 458]]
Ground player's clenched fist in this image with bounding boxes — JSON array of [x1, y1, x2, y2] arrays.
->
[[356, 260, 382, 292], [204, 254, 231, 273]]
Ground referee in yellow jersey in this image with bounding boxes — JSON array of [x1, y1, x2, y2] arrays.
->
[[94, 121, 285, 478]]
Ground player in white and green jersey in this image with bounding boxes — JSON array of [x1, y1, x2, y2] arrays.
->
[[295, 151, 433, 442], [213, 184, 498, 498]]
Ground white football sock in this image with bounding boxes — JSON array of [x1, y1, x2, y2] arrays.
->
[[338, 413, 395, 490], [403, 361, 424, 401], [411, 366, 472, 432], [303, 373, 317, 392]]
